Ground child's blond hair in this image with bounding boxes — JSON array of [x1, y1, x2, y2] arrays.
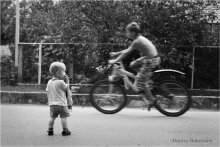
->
[[49, 62, 66, 76]]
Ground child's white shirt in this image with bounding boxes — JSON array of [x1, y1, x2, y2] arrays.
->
[[46, 77, 68, 106]]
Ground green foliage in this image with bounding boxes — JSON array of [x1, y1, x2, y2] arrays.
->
[[1, 0, 15, 44], [0, 55, 17, 86], [1, 0, 219, 88]]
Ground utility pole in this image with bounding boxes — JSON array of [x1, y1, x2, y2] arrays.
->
[[15, 0, 20, 67]]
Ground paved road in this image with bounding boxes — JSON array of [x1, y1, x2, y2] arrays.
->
[[1, 104, 219, 146]]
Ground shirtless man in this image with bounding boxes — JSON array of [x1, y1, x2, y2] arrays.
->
[[109, 22, 161, 109]]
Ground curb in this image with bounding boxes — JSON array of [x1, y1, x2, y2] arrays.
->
[[0, 91, 219, 110]]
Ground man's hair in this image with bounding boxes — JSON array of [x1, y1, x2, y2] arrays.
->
[[126, 22, 141, 34], [49, 62, 66, 76]]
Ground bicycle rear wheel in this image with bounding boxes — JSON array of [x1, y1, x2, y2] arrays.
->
[[89, 80, 127, 114], [153, 80, 192, 117]]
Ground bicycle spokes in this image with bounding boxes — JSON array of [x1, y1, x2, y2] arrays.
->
[[154, 81, 191, 116], [91, 82, 126, 112], [95, 95, 122, 106]]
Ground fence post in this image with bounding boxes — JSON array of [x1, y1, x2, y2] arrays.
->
[[17, 44, 23, 83], [191, 46, 195, 89], [38, 43, 42, 85], [15, 0, 20, 67], [218, 22, 220, 46]]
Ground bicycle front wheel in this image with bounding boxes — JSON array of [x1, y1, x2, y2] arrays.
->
[[89, 80, 127, 114], [153, 80, 192, 117]]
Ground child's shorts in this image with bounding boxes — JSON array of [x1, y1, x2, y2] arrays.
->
[[50, 105, 70, 118]]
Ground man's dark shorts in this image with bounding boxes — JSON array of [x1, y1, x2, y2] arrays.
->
[[130, 56, 160, 91], [50, 105, 70, 118]]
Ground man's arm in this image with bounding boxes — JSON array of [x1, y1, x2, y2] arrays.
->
[[109, 44, 135, 64], [110, 48, 129, 57]]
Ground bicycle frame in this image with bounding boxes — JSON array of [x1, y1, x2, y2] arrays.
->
[[109, 61, 138, 91], [91, 61, 191, 116], [108, 61, 185, 91]]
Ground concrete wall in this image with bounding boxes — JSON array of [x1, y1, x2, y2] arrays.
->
[[0, 91, 219, 110]]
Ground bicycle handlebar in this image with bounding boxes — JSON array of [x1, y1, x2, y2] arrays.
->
[[109, 52, 120, 58]]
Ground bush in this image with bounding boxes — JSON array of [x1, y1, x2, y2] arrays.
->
[[0, 55, 17, 86]]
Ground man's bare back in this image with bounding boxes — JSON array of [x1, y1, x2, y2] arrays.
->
[[131, 35, 158, 58]]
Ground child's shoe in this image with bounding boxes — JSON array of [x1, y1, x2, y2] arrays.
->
[[47, 128, 54, 136], [62, 129, 71, 136], [47, 130, 54, 136]]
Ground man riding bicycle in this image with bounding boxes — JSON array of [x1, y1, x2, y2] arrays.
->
[[109, 22, 161, 110]]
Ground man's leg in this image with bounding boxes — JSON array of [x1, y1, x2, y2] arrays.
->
[[118, 69, 136, 79], [144, 86, 156, 102], [134, 81, 156, 105], [134, 65, 156, 110], [136, 83, 157, 111]]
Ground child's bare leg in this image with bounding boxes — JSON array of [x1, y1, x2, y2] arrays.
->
[[48, 118, 56, 129], [47, 118, 55, 135], [61, 117, 71, 136], [61, 118, 68, 129]]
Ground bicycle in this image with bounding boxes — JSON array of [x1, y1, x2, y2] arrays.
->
[[89, 58, 192, 117]]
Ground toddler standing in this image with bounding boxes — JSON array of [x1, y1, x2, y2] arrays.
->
[[46, 62, 73, 136]]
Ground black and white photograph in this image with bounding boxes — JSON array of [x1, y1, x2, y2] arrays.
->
[[1, 0, 220, 146]]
